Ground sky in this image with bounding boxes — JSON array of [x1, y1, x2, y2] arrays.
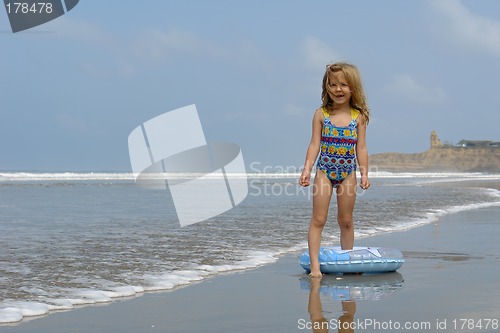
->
[[1, 0, 500, 172]]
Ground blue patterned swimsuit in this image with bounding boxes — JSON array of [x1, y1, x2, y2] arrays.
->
[[316, 107, 359, 187]]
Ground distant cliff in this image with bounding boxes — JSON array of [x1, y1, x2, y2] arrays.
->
[[369, 131, 500, 173]]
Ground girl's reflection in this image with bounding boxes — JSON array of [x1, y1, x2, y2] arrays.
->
[[305, 273, 404, 332], [308, 277, 356, 333]]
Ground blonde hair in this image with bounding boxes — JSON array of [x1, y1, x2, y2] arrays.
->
[[321, 62, 370, 124]]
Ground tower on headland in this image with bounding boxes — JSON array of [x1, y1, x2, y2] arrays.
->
[[369, 130, 500, 172], [430, 130, 444, 148]]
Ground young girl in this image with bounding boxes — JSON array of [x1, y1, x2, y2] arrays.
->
[[299, 62, 370, 277]]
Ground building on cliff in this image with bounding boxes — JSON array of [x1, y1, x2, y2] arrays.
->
[[369, 131, 500, 173], [457, 140, 500, 148]]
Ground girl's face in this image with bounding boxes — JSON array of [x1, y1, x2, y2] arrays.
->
[[327, 71, 351, 107]]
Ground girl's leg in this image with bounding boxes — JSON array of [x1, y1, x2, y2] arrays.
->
[[308, 171, 333, 277], [336, 172, 357, 250]]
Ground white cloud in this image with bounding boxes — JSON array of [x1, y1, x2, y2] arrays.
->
[[131, 28, 225, 62], [52, 17, 112, 46], [56, 113, 87, 132], [51, 17, 271, 78], [384, 74, 447, 104], [301, 36, 338, 71], [429, 0, 500, 57], [283, 103, 304, 116]]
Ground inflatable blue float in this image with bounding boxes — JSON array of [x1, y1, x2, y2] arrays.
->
[[299, 246, 404, 274]]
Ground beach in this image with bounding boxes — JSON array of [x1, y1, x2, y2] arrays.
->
[[2, 203, 499, 332]]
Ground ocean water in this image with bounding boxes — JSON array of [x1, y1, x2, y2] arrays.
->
[[0, 171, 499, 324]]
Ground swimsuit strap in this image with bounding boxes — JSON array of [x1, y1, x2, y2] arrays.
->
[[321, 107, 329, 118], [350, 108, 360, 121], [322, 107, 360, 123]]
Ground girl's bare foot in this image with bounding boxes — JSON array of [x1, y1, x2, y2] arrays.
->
[[309, 271, 323, 278]]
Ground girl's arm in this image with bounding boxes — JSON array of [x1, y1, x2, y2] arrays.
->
[[299, 109, 323, 187], [356, 115, 370, 189]]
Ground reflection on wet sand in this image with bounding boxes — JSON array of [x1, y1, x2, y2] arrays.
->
[[303, 273, 404, 332]]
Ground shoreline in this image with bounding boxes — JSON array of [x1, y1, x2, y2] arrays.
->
[[3, 204, 499, 332]]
